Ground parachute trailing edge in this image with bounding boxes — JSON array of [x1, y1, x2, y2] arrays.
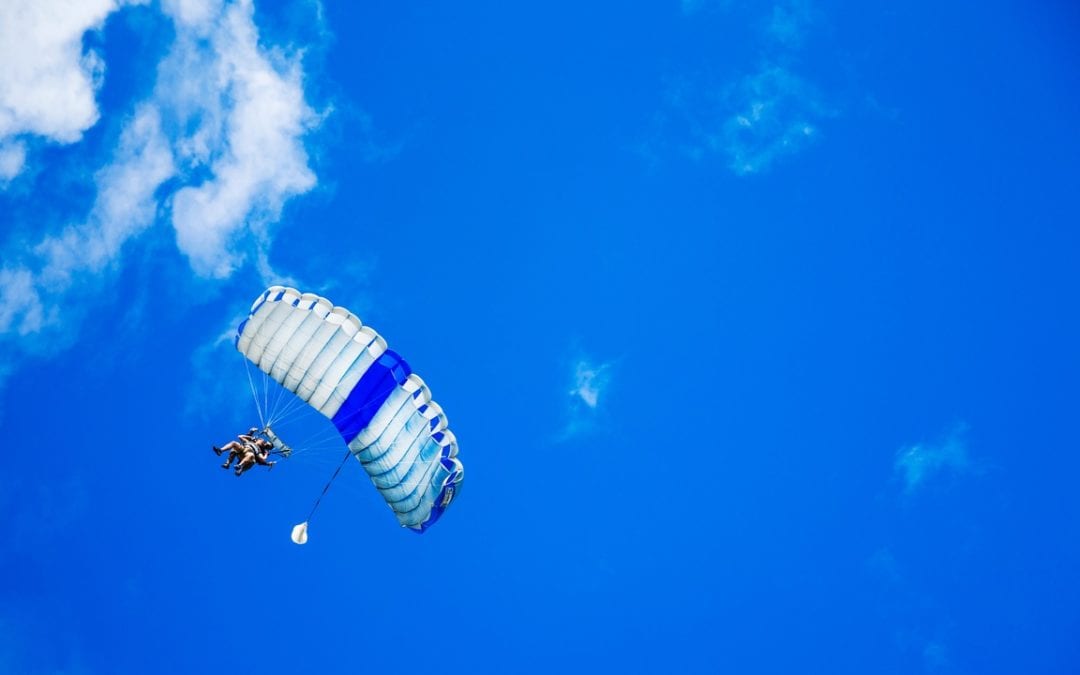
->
[[236, 286, 463, 532]]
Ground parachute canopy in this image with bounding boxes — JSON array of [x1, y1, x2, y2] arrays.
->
[[236, 286, 463, 532]]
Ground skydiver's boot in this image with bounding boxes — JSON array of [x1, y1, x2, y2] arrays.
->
[[213, 446, 223, 456]]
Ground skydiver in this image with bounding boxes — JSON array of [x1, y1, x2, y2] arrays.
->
[[234, 437, 276, 476], [213, 428, 261, 470]]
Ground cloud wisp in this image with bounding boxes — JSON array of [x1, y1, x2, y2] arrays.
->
[[0, 0, 321, 358], [0, 104, 174, 339], [184, 310, 253, 422], [894, 425, 974, 494], [722, 65, 827, 175], [572, 359, 612, 409], [558, 356, 614, 440], [661, 0, 833, 175]]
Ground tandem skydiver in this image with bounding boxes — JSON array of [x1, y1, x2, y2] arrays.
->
[[213, 428, 274, 475]]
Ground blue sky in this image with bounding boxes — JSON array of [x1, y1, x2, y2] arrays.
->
[[1, 0, 1078, 673]]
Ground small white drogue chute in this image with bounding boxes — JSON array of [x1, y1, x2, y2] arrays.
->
[[291, 522, 309, 545]]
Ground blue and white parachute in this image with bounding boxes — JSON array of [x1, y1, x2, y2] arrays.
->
[[235, 286, 463, 533]]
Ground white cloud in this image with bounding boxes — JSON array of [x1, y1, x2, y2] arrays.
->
[[666, 0, 833, 175], [0, 141, 27, 181], [163, 0, 318, 278], [894, 425, 973, 494], [36, 105, 175, 285], [0, 0, 321, 362], [0, 267, 48, 336], [164, 0, 219, 26], [185, 311, 252, 421], [558, 356, 614, 440], [721, 65, 828, 175], [0, 105, 174, 340], [571, 359, 611, 409], [0, 0, 135, 157]]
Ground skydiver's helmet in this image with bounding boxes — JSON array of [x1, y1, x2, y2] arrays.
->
[[247, 427, 260, 436]]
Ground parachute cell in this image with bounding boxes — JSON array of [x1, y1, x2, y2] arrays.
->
[[236, 286, 463, 532]]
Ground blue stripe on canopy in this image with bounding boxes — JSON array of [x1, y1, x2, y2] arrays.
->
[[234, 318, 249, 347], [331, 350, 412, 444], [413, 458, 460, 533]]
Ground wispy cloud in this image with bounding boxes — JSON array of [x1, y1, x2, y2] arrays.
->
[[0, 0, 323, 369], [37, 105, 175, 284], [558, 356, 614, 440], [722, 65, 829, 175], [894, 425, 974, 494], [659, 0, 834, 175], [185, 311, 252, 422], [0, 267, 48, 337], [572, 359, 611, 409], [0, 105, 173, 338], [0, 141, 27, 183], [722, 1, 828, 174]]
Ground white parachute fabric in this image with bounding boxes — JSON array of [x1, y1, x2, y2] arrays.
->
[[291, 521, 309, 545], [236, 286, 463, 532]]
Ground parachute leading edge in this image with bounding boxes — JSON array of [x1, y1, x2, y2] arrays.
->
[[235, 286, 463, 532]]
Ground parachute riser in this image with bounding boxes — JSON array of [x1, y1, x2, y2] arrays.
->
[[262, 425, 293, 458]]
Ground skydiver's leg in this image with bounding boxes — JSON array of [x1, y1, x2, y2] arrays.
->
[[214, 440, 238, 456], [235, 453, 256, 476], [220, 441, 244, 468]]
